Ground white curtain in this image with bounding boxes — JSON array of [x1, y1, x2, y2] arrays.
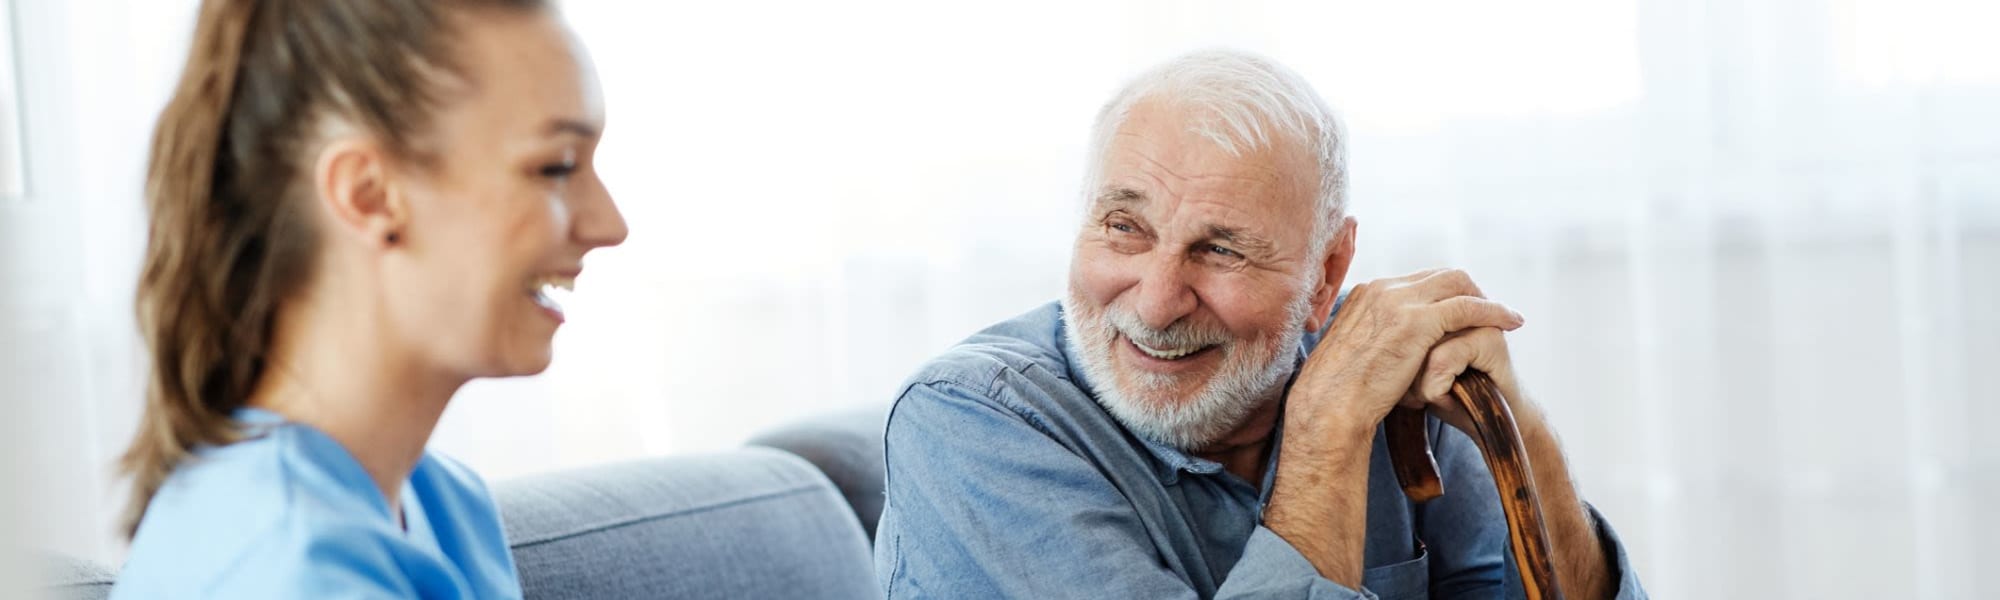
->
[[5, 0, 1995, 596]]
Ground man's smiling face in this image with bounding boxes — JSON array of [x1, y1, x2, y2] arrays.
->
[[1063, 99, 1326, 449]]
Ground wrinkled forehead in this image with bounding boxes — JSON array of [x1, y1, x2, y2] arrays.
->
[[1093, 101, 1321, 230]]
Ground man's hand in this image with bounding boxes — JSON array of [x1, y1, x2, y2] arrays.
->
[[1294, 268, 1525, 433], [1262, 268, 1524, 587], [1401, 326, 1520, 436]]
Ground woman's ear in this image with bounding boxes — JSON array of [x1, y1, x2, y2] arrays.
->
[[1305, 216, 1358, 333], [313, 136, 409, 249]]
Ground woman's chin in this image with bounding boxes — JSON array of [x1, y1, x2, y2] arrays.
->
[[509, 347, 556, 376], [480, 342, 555, 378]]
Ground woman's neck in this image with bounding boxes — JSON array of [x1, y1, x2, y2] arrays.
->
[[246, 290, 464, 522]]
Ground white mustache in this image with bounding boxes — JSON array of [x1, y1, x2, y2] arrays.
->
[[1103, 308, 1232, 352]]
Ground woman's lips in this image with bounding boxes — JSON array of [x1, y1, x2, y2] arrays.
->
[[529, 272, 578, 324]]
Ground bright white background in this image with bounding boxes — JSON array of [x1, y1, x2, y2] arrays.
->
[[4, 0, 1997, 597]]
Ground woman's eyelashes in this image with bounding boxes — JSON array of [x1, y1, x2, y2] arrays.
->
[[537, 147, 581, 180], [538, 159, 577, 179]]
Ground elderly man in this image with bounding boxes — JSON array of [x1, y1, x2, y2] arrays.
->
[[873, 50, 1646, 599]]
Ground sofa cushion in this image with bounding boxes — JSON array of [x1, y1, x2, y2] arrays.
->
[[39, 552, 114, 600], [495, 447, 876, 600], [745, 406, 888, 540]]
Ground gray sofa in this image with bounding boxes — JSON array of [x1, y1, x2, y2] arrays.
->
[[744, 408, 888, 542], [41, 407, 891, 600]]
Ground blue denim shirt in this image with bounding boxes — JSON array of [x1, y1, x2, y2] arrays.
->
[[875, 301, 1646, 599]]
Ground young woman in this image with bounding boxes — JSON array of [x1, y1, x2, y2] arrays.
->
[[112, 0, 626, 595]]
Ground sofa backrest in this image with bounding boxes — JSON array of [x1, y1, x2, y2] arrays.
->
[[495, 447, 879, 600], [37, 553, 114, 600], [49, 447, 880, 599], [745, 406, 888, 541]]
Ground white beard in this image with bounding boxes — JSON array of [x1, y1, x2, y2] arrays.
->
[[1061, 287, 1313, 450]]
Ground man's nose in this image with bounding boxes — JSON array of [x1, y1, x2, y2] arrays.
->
[[1131, 253, 1197, 331]]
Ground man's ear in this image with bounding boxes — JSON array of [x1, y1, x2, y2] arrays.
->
[[1304, 216, 1358, 333], [313, 136, 409, 249]]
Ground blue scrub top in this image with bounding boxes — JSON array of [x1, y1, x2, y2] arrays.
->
[[112, 408, 522, 598]]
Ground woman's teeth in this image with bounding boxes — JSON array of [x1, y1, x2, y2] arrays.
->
[[1133, 339, 1206, 360], [532, 276, 576, 314]]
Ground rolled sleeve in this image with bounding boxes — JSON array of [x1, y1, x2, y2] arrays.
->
[[1589, 504, 1649, 600]]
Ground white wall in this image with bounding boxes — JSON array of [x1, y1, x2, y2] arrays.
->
[[2, 0, 194, 571], [4, 0, 1998, 597]]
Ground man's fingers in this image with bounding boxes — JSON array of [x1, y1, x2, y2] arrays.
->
[[1392, 267, 1453, 286], [1410, 268, 1484, 300], [1417, 329, 1473, 400], [1419, 327, 1508, 400], [1431, 296, 1524, 336], [1397, 387, 1429, 410], [1406, 328, 1470, 405]]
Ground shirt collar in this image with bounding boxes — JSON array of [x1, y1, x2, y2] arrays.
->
[[232, 406, 288, 439]]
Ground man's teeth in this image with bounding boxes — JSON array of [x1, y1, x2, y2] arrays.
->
[[532, 276, 576, 313], [1133, 340, 1205, 360]]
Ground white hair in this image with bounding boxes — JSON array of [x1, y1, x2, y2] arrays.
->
[[1083, 49, 1349, 252]]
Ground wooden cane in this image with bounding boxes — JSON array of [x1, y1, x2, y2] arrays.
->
[[1383, 370, 1563, 600]]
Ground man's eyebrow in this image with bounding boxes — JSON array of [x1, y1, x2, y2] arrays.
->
[[1095, 187, 1146, 207], [1206, 223, 1274, 253], [546, 118, 601, 139]]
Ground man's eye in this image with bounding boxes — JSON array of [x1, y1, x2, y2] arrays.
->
[[1104, 215, 1143, 235], [1205, 244, 1242, 259]]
